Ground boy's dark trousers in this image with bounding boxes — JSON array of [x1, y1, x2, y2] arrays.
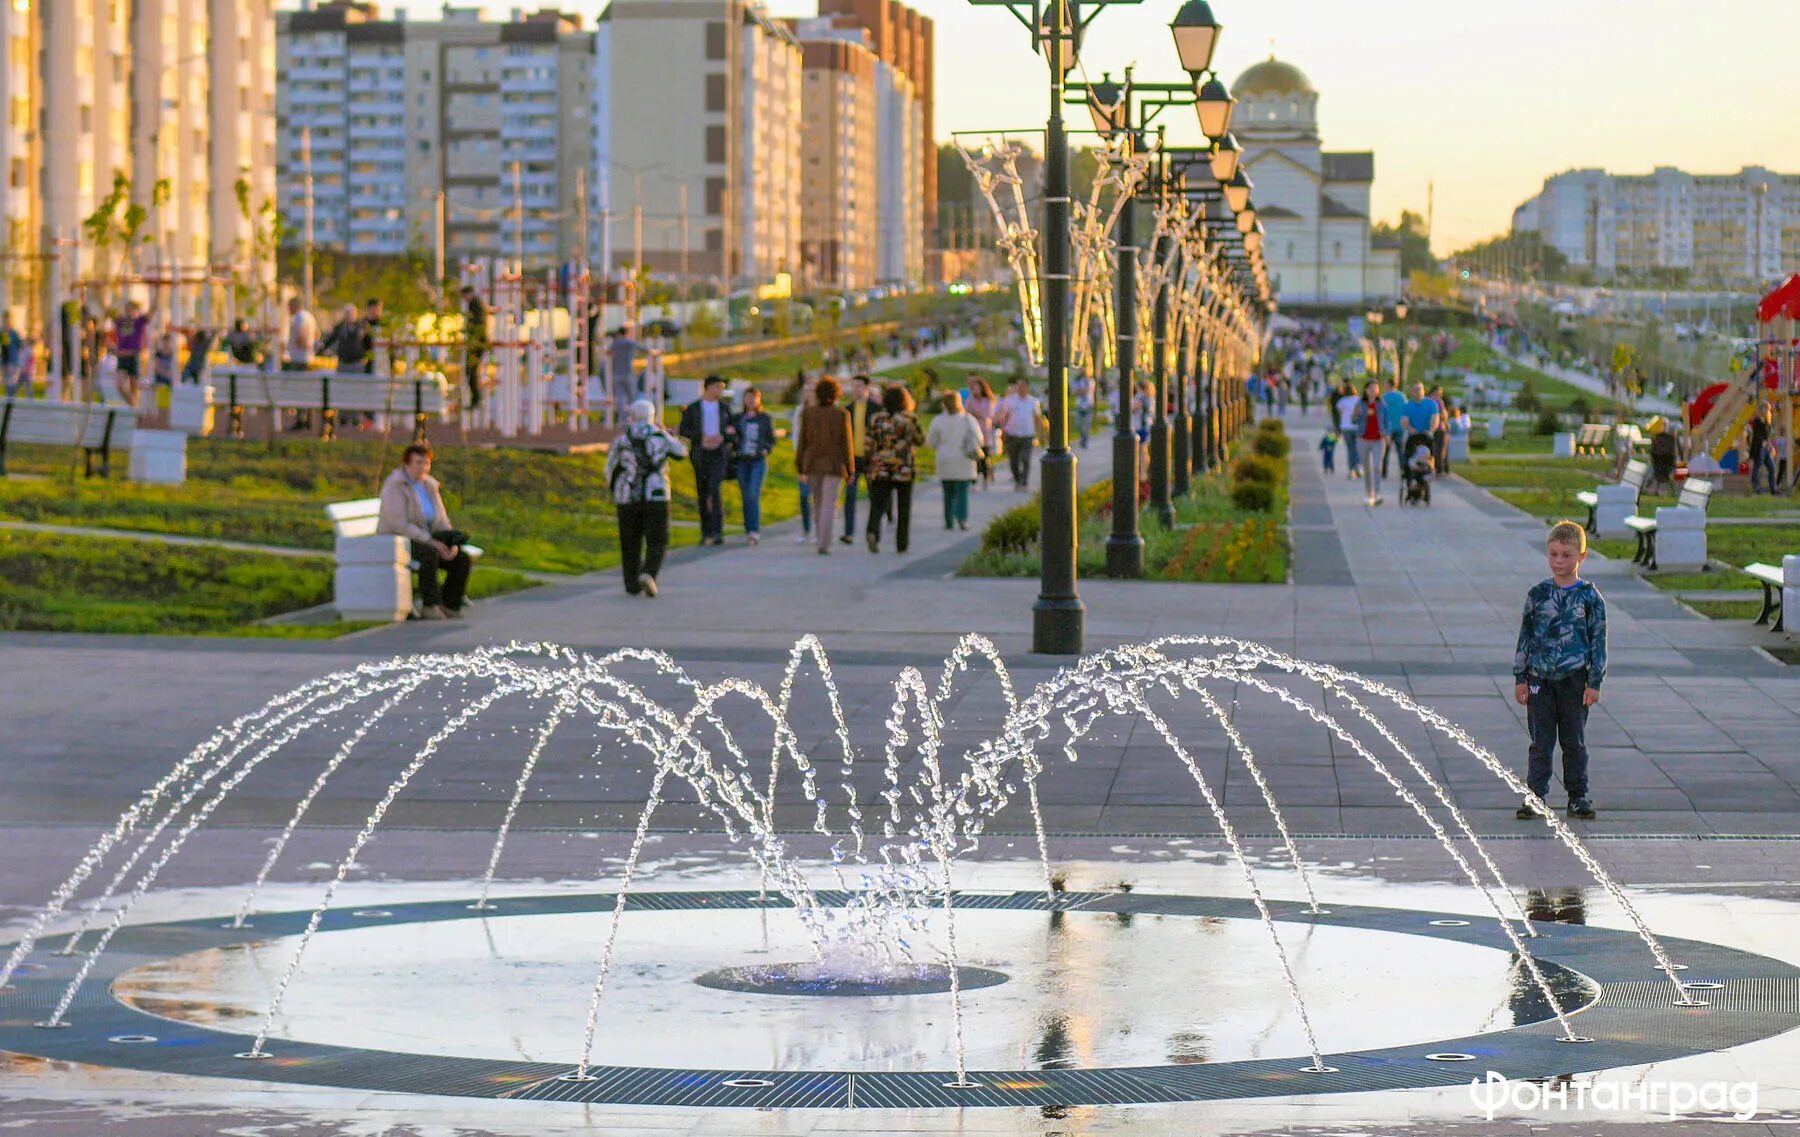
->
[[1526, 671, 1590, 800], [617, 501, 669, 592], [410, 531, 472, 611]]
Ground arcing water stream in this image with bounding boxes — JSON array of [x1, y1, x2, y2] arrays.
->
[[4, 637, 1700, 1084]]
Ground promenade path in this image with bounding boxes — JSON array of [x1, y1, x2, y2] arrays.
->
[[2, 413, 1795, 840]]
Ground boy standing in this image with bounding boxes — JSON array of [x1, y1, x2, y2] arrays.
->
[[1513, 521, 1607, 820]]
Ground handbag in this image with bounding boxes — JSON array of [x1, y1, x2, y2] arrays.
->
[[961, 417, 983, 461]]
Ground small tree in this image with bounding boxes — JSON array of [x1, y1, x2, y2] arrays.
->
[[81, 172, 152, 304]]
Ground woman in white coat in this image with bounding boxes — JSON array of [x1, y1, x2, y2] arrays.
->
[[924, 390, 984, 531]]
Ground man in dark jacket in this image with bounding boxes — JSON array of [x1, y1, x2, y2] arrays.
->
[[839, 373, 882, 544], [678, 375, 731, 546]]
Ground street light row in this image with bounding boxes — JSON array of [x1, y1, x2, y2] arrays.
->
[[966, 0, 1274, 654]]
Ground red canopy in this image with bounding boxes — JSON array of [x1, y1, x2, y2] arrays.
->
[[1759, 274, 1800, 323]]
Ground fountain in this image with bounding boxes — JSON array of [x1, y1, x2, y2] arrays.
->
[[2, 637, 1796, 1109]]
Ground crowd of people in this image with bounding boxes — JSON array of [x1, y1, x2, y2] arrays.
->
[[596, 368, 1050, 597]]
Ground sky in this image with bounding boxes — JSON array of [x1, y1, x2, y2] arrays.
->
[[418, 1, 1795, 254]]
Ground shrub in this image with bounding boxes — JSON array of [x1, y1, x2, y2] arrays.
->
[[980, 502, 1040, 556], [1231, 480, 1276, 513], [1233, 455, 1279, 485], [1256, 417, 1286, 435], [1513, 377, 1540, 414], [1251, 431, 1290, 460], [1533, 407, 1563, 436], [1568, 395, 1592, 420]]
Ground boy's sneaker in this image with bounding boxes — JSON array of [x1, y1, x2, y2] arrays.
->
[[1515, 800, 1537, 820], [1568, 797, 1596, 819]]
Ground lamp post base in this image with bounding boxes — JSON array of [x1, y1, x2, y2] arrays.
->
[[1032, 596, 1087, 656], [1106, 431, 1144, 577], [1034, 448, 1085, 656]]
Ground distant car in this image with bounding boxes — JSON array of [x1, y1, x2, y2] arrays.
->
[[643, 318, 682, 339]]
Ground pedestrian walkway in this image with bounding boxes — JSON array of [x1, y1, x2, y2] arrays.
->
[[3, 412, 1797, 838]]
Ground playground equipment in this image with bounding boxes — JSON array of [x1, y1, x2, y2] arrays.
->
[[1687, 275, 1799, 478]]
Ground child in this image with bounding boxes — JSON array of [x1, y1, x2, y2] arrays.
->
[[1513, 521, 1607, 820], [1318, 431, 1337, 473]]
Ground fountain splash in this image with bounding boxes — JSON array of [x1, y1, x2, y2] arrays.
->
[[11, 635, 1703, 1078]]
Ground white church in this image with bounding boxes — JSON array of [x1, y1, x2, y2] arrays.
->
[[1231, 57, 1403, 307]]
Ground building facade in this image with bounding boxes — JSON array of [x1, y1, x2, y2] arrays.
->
[[813, 0, 933, 287], [0, 0, 276, 322], [277, 2, 595, 270], [739, 8, 803, 285], [1512, 166, 1799, 286], [795, 35, 878, 292], [1229, 56, 1400, 306]]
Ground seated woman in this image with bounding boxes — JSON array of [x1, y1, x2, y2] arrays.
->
[[377, 443, 473, 619]]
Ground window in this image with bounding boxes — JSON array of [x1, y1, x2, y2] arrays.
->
[[705, 21, 727, 61], [705, 72, 726, 113], [705, 125, 726, 164], [706, 176, 726, 216]]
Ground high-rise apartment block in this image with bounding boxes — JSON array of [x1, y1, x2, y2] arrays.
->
[[794, 0, 932, 291], [815, 0, 932, 283], [597, 0, 801, 285], [1513, 167, 1800, 286], [795, 33, 878, 292], [277, 2, 595, 269], [0, 0, 276, 320]]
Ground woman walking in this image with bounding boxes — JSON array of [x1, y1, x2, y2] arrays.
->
[[602, 400, 688, 596], [866, 384, 925, 553], [795, 376, 853, 555], [925, 390, 982, 532], [965, 377, 999, 490], [1131, 378, 1155, 482], [1355, 379, 1385, 506], [730, 387, 775, 544]]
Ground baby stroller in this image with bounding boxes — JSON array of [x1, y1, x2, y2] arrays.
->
[[1401, 431, 1434, 506]]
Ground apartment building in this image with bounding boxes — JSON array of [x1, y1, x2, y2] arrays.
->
[[796, 35, 878, 292], [1513, 166, 1799, 286], [740, 7, 803, 285], [0, 0, 276, 320], [815, 0, 933, 285], [277, 2, 595, 269]]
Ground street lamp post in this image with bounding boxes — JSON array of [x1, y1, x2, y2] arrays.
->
[[1085, 75, 1144, 578], [1170, 238, 1191, 496], [1149, 223, 1175, 527], [969, 0, 1148, 651]]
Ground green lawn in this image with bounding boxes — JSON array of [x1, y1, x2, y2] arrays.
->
[[0, 435, 804, 576], [0, 528, 531, 637]]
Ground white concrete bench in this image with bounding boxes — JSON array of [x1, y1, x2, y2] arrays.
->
[[325, 498, 483, 622], [0, 398, 137, 479], [1575, 458, 1648, 538], [1624, 477, 1713, 572], [1743, 562, 1787, 634], [212, 368, 450, 440]]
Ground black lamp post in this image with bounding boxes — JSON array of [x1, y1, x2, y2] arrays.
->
[[967, 0, 1147, 654]]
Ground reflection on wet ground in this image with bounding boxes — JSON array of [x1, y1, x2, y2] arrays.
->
[[2, 838, 1797, 1136]]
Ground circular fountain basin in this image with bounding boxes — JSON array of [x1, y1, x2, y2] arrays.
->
[[114, 905, 1590, 1071], [694, 961, 1011, 997]]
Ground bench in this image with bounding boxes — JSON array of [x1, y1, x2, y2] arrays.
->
[[0, 398, 136, 478], [325, 498, 483, 622], [1574, 423, 1611, 455], [1575, 458, 1648, 537], [211, 368, 450, 441], [1623, 477, 1713, 571], [1744, 562, 1786, 633]]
